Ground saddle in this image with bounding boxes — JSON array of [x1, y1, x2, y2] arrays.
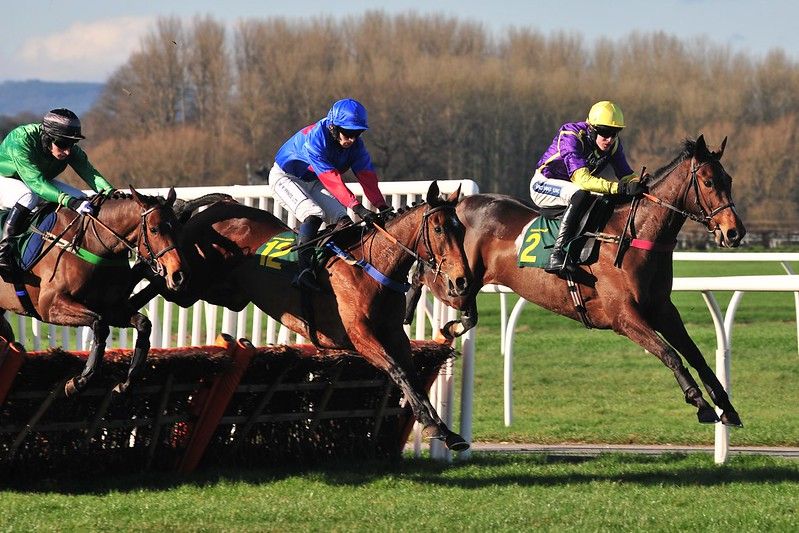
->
[[517, 195, 615, 269], [0, 204, 58, 270]]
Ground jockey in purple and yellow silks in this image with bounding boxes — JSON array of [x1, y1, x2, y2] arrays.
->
[[270, 98, 390, 291], [529, 101, 648, 274]]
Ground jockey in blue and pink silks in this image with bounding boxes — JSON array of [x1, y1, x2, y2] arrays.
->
[[269, 98, 390, 291], [529, 100, 648, 274]]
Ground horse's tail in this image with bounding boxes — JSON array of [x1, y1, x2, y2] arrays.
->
[[174, 193, 235, 223]]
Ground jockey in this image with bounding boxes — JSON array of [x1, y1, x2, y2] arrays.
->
[[269, 98, 390, 291], [0, 108, 115, 280], [529, 100, 648, 274]]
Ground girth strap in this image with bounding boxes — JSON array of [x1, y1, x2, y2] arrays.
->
[[565, 273, 593, 329]]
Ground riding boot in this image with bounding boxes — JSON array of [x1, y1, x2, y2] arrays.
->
[[545, 191, 589, 274], [292, 216, 323, 292], [0, 203, 32, 281]]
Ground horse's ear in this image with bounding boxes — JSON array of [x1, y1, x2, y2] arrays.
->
[[717, 136, 727, 159], [129, 185, 144, 206], [696, 134, 708, 156], [166, 187, 177, 206], [446, 184, 462, 204], [426, 180, 441, 205]]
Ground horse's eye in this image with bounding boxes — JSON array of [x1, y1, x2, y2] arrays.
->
[[703, 180, 713, 187], [150, 226, 160, 234], [434, 226, 443, 234]]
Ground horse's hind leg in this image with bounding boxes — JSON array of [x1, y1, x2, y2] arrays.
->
[[652, 302, 741, 427], [114, 312, 152, 394], [65, 319, 109, 397], [614, 305, 721, 424]]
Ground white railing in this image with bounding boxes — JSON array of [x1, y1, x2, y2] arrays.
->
[[488, 253, 799, 464], [11, 180, 480, 351]]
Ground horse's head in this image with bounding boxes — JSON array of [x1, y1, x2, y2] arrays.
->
[[686, 135, 746, 247], [128, 186, 188, 290], [648, 134, 746, 248], [413, 181, 472, 298]]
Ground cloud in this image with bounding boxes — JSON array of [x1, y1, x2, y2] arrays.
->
[[14, 16, 154, 82]]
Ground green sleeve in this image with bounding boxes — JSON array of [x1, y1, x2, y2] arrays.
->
[[69, 147, 114, 193], [7, 141, 65, 204]]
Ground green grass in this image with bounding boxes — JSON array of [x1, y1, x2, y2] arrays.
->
[[2, 260, 798, 531], [0, 454, 796, 531]]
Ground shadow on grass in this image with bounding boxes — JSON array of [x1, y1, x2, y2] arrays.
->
[[2, 452, 797, 495]]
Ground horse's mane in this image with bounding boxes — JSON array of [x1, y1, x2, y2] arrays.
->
[[648, 139, 696, 186]]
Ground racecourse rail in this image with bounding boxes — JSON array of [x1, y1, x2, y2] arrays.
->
[[8, 181, 798, 463]]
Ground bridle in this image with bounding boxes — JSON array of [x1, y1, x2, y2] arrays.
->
[[371, 203, 458, 280], [642, 159, 735, 232], [87, 204, 177, 277]]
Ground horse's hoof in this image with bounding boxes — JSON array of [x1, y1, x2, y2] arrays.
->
[[697, 407, 721, 424], [445, 432, 470, 452], [64, 378, 79, 398], [441, 320, 460, 340], [113, 381, 129, 395], [721, 410, 743, 428]]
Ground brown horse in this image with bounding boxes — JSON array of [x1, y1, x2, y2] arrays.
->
[[0, 188, 187, 395], [128, 181, 474, 450], [408, 135, 746, 427]]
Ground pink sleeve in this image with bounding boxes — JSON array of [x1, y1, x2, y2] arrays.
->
[[317, 170, 359, 208], [356, 169, 388, 208]]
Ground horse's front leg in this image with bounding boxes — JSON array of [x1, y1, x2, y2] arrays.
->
[[348, 318, 469, 452], [113, 311, 152, 394], [651, 301, 742, 427], [613, 303, 721, 424], [41, 294, 107, 397]]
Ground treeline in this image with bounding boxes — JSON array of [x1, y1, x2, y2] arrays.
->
[[35, 13, 799, 231]]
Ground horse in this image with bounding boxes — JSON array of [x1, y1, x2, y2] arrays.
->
[[407, 135, 747, 427], [128, 181, 474, 451], [0, 188, 187, 396]]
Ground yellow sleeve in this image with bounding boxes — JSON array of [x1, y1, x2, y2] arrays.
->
[[571, 167, 620, 194]]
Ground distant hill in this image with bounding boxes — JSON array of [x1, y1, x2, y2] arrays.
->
[[0, 80, 104, 117]]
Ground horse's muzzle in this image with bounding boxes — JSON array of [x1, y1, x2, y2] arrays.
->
[[446, 274, 470, 297], [714, 225, 746, 248], [167, 269, 187, 291]]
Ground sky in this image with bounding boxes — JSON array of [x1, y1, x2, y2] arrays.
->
[[1, 0, 796, 83]]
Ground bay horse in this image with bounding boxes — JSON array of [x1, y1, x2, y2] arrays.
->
[[408, 135, 747, 427], [128, 182, 474, 451], [0, 188, 187, 396]]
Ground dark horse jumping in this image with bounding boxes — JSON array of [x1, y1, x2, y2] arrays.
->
[[407, 135, 746, 426], [0, 188, 187, 396], [128, 182, 474, 451]]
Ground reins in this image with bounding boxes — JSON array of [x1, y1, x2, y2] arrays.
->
[[642, 161, 735, 228], [613, 157, 735, 267], [372, 203, 454, 281], [86, 205, 176, 276]]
